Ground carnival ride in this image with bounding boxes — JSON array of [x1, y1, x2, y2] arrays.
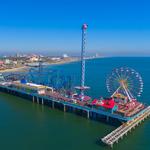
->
[[75, 24, 90, 101], [2, 73, 26, 82], [106, 67, 143, 101], [91, 67, 145, 117], [30, 70, 74, 94]]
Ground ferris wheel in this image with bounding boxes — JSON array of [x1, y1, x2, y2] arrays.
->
[[106, 67, 144, 101]]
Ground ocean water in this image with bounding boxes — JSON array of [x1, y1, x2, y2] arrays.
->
[[0, 57, 150, 150]]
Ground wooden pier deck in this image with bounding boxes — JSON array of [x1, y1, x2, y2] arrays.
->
[[101, 106, 150, 148]]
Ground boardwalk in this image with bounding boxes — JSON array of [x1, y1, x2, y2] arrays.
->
[[101, 106, 150, 148]]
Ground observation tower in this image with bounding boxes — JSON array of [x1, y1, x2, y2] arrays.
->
[[75, 24, 90, 101]]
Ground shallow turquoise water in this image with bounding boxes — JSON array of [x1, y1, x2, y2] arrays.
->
[[0, 57, 150, 150]]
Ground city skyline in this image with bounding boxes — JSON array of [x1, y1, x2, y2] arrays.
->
[[0, 0, 150, 56]]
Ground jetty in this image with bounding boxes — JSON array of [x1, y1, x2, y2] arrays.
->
[[101, 106, 150, 148]]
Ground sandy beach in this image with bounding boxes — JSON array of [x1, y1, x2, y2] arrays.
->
[[0, 58, 80, 73], [0, 66, 29, 73], [0, 57, 101, 74]]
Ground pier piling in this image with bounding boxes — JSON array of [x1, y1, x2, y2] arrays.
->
[[64, 104, 66, 112], [87, 110, 90, 119], [32, 96, 35, 102], [37, 97, 39, 104], [42, 98, 44, 105], [106, 116, 109, 122], [52, 101, 55, 109]]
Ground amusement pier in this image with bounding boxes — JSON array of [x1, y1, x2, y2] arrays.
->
[[0, 24, 150, 148]]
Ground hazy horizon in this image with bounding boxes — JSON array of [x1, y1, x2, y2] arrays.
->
[[1, 50, 150, 57]]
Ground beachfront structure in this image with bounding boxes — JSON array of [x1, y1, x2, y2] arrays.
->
[[10, 81, 54, 95], [29, 56, 39, 62], [0, 75, 148, 121]]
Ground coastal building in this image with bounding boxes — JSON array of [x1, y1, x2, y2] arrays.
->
[[51, 57, 61, 61], [4, 59, 11, 65], [62, 54, 69, 58], [29, 55, 39, 62], [13, 61, 18, 65]]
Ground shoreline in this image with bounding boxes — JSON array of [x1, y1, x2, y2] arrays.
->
[[0, 66, 29, 73], [0, 58, 80, 73], [46, 58, 80, 66], [0, 57, 101, 73]]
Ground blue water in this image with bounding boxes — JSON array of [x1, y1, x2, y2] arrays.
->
[[50, 57, 150, 103], [0, 57, 150, 150]]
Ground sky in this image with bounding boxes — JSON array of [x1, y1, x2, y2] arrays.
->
[[0, 0, 150, 56]]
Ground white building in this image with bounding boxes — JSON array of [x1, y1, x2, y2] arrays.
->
[[29, 56, 39, 62], [4, 59, 11, 64], [62, 54, 69, 58], [51, 57, 61, 61]]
